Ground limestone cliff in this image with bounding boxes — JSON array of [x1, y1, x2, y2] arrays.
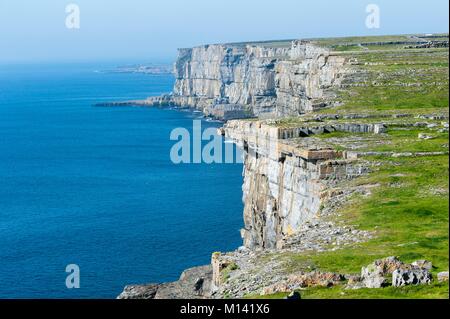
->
[[171, 40, 347, 119], [222, 120, 370, 250], [117, 34, 449, 299]]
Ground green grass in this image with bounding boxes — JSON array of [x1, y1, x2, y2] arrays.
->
[[259, 154, 449, 299], [221, 262, 239, 282], [369, 128, 449, 153], [332, 45, 365, 52], [311, 34, 422, 48], [315, 127, 449, 154], [247, 282, 448, 299], [322, 48, 449, 114]]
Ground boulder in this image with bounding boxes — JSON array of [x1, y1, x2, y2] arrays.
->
[[418, 133, 434, 140], [392, 268, 432, 287], [361, 256, 404, 288], [360, 257, 436, 288], [437, 271, 449, 282], [361, 266, 387, 288]]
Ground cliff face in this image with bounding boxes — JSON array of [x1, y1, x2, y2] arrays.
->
[[171, 41, 360, 249], [222, 120, 368, 249], [118, 34, 450, 299], [172, 41, 347, 118]]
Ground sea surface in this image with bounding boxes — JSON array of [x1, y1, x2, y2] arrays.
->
[[0, 63, 243, 298]]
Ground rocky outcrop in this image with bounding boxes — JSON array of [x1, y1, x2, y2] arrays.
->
[[253, 257, 435, 296], [354, 257, 433, 289], [392, 268, 432, 287], [360, 256, 405, 288], [117, 265, 212, 299], [154, 265, 212, 299], [117, 283, 160, 299], [172, 40, 348, 118]]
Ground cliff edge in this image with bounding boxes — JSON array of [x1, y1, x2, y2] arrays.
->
[[118, 33, 449, 299]]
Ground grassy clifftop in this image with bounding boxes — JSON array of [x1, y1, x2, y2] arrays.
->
[[250, 34, 449, 299]]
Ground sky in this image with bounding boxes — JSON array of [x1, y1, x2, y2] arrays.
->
[[0, 0, 448, 63]]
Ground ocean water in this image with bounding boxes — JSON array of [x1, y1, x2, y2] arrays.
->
[[0, 63, 243, 298]]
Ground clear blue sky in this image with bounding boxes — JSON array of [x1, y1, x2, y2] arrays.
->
[[0, 0, 448, 63]]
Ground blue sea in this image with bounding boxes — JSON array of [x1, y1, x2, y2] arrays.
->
[[0, 63, 243, 298]]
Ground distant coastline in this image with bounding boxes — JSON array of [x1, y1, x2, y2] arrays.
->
[[100, 63, 173, 75]]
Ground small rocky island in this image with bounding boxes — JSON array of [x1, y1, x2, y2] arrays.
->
[[102, 63, 173, 75], [116, 33, 449, 299]]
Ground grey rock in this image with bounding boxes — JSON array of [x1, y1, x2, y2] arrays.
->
[[411, 260, 433, 271], [418, 133, 434, 139], [437, 271, 449, 282], [374, 124, 387, 134], [117, 284, 160, 299], [392, 268, 432, 287], [171, 41, 348, 119], [361, 267, 388, 288], [154, 265, 212, 299], [118, 265, 213, 299], [360, 256, 404, 288]]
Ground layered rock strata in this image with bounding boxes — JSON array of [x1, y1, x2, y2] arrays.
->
[[222, 120, 369, 250], [171, 40, 348, 118], [98, 40, 350, 120]]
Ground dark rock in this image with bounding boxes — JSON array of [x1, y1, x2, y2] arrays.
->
[[285, 291, 301, 300], [154, 265, 213, 299], [117, 284, 160, 299]]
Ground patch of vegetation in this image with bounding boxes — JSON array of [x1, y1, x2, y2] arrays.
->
[[369, 128, 449, 153], [221, 262, 239, 282], [246, 282, 448, 299], [332, 45, 365, 52], [311, 34, 421, 48], [273, 154, 448, 298], [325, 48, 449, 114], [314, 126, 449, 154]]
